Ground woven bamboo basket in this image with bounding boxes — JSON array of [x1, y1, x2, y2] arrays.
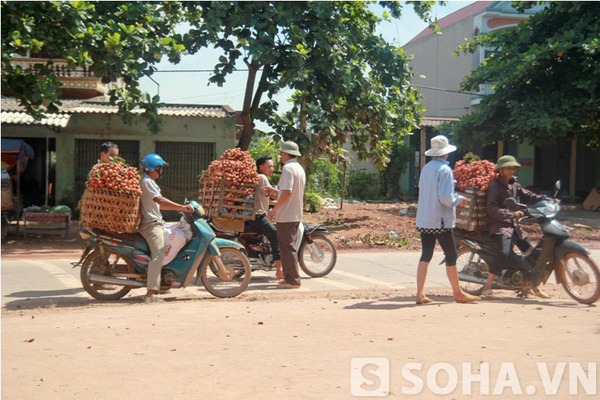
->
[[79, 187, 141, 233], [456, 188, 487, 232]]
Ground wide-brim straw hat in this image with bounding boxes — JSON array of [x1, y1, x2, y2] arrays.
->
[[280, 141, 302, 157], [424, 135, 457, 157], [495, 155, 521, 171]]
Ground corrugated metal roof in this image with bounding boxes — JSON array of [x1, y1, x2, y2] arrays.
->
[[421, 117, 460, 127], [69, 102, 232, 118], [1, 97, 234, 128], [1, 110, 71, 128]]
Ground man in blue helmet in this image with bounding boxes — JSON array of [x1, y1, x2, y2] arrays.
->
[[139, 154, 193, 302]]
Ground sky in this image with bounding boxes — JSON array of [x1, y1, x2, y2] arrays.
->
[[139, 1, 476, 124]]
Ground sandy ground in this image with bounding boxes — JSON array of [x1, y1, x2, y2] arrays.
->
[[2, 205, 599, 399], [2, 286, 599, 399]]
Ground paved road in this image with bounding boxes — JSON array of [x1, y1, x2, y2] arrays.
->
[[3, 250, 599, 309], [0, 251, 447, 309]]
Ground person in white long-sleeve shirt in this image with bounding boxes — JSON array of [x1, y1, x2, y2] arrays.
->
[[414, 135, 479, 305]]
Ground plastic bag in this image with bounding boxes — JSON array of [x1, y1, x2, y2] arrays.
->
[[51, 205, 71, 213], [163, 217, 193, 265]]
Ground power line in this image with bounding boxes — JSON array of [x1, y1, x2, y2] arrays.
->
[[414, 84, 483, 97], [151, 69, 484, 97], [154, 69, 250, 73]]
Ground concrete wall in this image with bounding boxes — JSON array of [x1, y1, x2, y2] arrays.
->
[[515, 142, 534, 188], [403, 17, 474, 118]]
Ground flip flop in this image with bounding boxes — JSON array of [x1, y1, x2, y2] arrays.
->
[[144, 295, 164, 303], [416, 297, 434, 305], [279, 283, 301, 289], [455, 295, 480, 303]]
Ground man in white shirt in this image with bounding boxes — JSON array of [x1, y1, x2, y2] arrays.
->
[[139, 154, 193, 302], [267, 142, 306, 289]]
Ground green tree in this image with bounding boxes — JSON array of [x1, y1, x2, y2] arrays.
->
[[181, 1, 436, 167], [380, 140, 412, 199], [306, 157, 345, 198], [452, 2, 600, 148], [248, 134, 280, 163], [1, 1, 185, 132]]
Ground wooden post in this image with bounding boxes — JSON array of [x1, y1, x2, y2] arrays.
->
[[497, 140, 504, 159], [420, 126, 426, 171], [340, 161, 347, 210], [570, 137, 577, 203], [219, 179, 226, 217]]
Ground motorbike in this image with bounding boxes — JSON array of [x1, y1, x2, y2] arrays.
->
[[456, 182, 600, 304], [210, 221, 338, 278], [75, 201, 251, 300]]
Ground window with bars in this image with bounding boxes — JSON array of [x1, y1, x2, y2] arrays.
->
[[74, 139, 139, 198], [154, 141, 215, 203]]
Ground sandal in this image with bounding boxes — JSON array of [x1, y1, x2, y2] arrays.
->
[[455, 293, 480, 303], [416, 297, 434, 305], [144, 294, 164, 303], [480, 289, 498, 299], [279, 283, 301, 289]]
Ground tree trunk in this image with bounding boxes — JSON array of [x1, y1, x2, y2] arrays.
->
[[251, 64, 271, 112], [300, 96, 307, 133], [237, 61, 262, 150]]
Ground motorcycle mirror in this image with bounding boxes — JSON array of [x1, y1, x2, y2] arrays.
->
[[504, 197, 517, 208], [554, 181, 561, 191]]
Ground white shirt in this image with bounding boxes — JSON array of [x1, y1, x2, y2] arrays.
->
[[276, 159, 306, 223]]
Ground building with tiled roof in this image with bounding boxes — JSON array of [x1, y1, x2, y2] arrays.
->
[[1, 92, 238, 208]]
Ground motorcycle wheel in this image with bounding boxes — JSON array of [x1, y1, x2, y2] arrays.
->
[[80, 250, 134, 300], [200, 248, 251, 298], [299, 234, 337, 278], [456, 247, 490, 295], [558, 252, 600, 304]]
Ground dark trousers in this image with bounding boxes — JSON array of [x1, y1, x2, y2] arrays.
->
[[492, 234, 532, 276], [246, 214, 280, 261], [276, 221, 301, 285], [419, 230, 458, 266]]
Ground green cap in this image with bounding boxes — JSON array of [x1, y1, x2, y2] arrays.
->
[[280, 141, 302, 157], [495, 155, 521, 171]]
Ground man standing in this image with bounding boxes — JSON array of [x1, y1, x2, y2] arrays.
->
[[267, 142, 306, 289], [247, 156, 282, 279], [139, 154, 193, 302], [100, 142, 119, 163]]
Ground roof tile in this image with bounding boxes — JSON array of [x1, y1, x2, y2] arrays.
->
[[1, 97, 233, 128]]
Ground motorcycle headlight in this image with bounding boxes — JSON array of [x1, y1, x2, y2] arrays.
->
[[543, 203, 559, 217]]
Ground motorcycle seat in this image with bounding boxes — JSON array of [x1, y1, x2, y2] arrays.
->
[[94, 229, 150, 253], [239, 231, 261, 238], [460, 230, 496, 244]]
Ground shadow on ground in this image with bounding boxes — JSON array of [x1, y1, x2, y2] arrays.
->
[[343, 294, 596, 311]]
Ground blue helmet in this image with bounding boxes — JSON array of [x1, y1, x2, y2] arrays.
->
[[141, 154, 168, 172]]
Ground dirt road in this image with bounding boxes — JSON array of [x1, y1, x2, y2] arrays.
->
[[3, 285, 599, 399]]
